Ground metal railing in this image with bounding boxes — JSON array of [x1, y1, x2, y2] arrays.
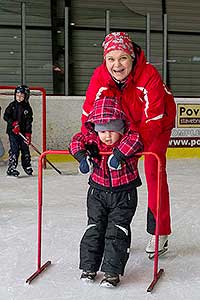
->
[[26, 150, 165, 292]]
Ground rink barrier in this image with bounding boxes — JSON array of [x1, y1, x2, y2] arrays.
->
[[26, 150, 164, 292]]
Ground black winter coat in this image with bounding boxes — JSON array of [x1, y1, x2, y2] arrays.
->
[[3, 100, 33, 134]]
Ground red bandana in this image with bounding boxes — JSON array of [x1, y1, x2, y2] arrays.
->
[[102, 32, 135, 58]]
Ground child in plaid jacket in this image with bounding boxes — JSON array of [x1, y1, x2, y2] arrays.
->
[[69, 91, 143, 287]]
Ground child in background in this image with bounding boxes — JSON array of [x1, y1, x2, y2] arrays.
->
[[69, 91, 143, 287], [3, 85, 33, 177]]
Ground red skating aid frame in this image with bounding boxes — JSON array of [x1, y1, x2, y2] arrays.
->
[[26, 150, 164, 292]]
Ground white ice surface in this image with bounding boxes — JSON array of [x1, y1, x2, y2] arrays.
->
[[0, 158, 200, 300]]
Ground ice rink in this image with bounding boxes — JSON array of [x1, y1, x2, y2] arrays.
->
[[0, 157, 200, 300]]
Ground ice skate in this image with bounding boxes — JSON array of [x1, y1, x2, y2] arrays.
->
[[146, 235, 168, 259], [100, 273, 120, 288], [80, 271, 96, 282], [22, 153, 33, 176], [24, 166, 33, 176], [7, 154, 19, 177], [6, 168, 20, 177]]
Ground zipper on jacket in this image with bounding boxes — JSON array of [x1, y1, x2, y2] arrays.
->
[[106, 158, 112, 188]]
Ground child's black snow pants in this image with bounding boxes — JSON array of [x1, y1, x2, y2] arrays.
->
[[8, 133, 31, 171], [79, 186, 138, 275]]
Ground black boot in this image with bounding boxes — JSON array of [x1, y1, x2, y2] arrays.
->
[[22, 153, 33, 175], [80, 271, 96, 282], [100, 273, 120, 287], [24, 166, 33, 176], [7, 168, 20, 177], [7, 153, 19, 177]]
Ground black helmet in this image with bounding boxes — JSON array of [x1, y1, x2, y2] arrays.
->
[[15, 85, 30, 102]]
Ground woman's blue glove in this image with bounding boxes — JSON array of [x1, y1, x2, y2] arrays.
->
[[107, 154, 122, 170], [79, 156, 93, 174]]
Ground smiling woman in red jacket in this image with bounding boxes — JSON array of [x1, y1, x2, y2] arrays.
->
[[81, 32, 176, 256]]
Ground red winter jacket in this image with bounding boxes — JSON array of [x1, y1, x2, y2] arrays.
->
[[70, 95, 143, 190], [81, 48, 176, 148]]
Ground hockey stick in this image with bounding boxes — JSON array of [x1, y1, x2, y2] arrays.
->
[[19, 132, 62, 175]]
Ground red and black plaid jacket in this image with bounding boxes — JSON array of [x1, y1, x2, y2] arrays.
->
[[69, 95, 143, 191]]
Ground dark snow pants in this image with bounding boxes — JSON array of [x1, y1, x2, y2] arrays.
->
[[8, 133, 31, 170], [79, 186, 138, 275]]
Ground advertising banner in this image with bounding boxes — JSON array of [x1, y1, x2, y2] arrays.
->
[[169, 98, 200, 148]]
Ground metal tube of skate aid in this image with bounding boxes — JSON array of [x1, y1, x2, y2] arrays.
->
[[144, 151, 164, 292], [26, 150, 70, 284], [26, 150, 164, 290]]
